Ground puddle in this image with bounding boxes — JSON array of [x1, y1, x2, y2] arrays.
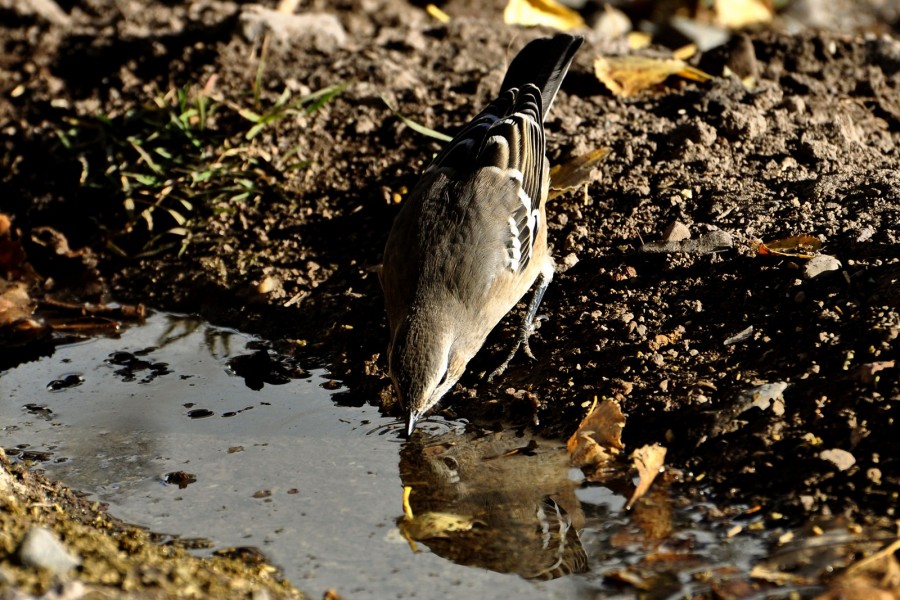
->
[[1, 312, 775, 598]]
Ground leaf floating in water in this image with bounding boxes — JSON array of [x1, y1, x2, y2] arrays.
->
[[567, 397, 625, 472], [503, 0, 586, 31], [594, 55, 713, 97], [757, 235, 822, 259], [625, 444, 667, 510]]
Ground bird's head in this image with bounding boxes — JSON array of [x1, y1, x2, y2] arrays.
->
[[388, 318, 468, 436]]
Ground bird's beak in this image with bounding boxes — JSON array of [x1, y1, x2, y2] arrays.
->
[[405, 410, 421, 438]]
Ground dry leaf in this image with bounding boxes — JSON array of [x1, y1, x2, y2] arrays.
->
[[549, 147, 611, 199], [757, 234, 822, 258], [503, 0, 585, 32], [594, 55, 713, 97], [625, 444, 666, 510], [567, 398, 625, 469], [0, 280, 34, 326], [714, 0, 773, 29]]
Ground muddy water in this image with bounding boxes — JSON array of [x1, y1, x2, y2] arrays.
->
[[1, 312, 768, 598]]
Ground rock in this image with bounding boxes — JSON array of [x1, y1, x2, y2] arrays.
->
[[11, 0, 71, 26], [560, 252, 579, 271], [708, 381, 788, 438], [240, 5, 347, 52], [663, 220, 691, 242], [591, 4, 631, 39], [743, 382, 788, 415], [819, 448, 856, 471], [804, 254, 841, 279], [18, 526, 80, 575], [668, 15, 730, 52]]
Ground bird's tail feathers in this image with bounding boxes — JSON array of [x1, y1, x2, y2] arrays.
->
[[499, 34, 584, 119]]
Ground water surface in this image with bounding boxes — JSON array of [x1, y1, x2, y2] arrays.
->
[[0, 312, 768, 598]]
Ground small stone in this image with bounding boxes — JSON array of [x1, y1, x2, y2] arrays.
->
[[18, 527, 80, 575], [744, 382, 788, 412], [868, 468, 882, 484], [819, 448, 856, 471], [804, 254, 841, 279], [592, 3, 631, 38], [256, 276, 279, 295], [663, 220, 691, 242], [561, 252, 580, 271], [856, 226, 875, 242]]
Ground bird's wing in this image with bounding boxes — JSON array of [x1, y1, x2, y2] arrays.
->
[[426, 84, 547, 275]]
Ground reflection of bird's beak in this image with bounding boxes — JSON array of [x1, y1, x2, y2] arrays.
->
[[405, 411, 420, 438]]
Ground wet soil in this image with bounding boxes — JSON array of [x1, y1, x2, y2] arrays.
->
[[2, 0, 900, 596]]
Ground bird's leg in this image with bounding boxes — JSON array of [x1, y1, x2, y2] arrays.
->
[[488, 260, 554, 382]]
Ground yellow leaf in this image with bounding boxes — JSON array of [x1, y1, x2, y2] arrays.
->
[[594, 55, 713, 97], [503, 0, 585, 32], [714, 0, 773, 29]]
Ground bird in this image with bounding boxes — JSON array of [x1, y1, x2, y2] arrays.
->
[[381, 34, 584, 437]]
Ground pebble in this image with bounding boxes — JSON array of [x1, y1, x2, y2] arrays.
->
[[663, 220, 691, 242], [819, 448, 856, 471], [743, 382, 788, 414], [18, 526, 80, 575], [560, 252, 580, 271], [804, 254, 841, 279]]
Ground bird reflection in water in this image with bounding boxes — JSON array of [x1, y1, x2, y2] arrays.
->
[[397, 425, 588, 580]]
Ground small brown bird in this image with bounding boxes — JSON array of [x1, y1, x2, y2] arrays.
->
[[381, 34, 583, 436]]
